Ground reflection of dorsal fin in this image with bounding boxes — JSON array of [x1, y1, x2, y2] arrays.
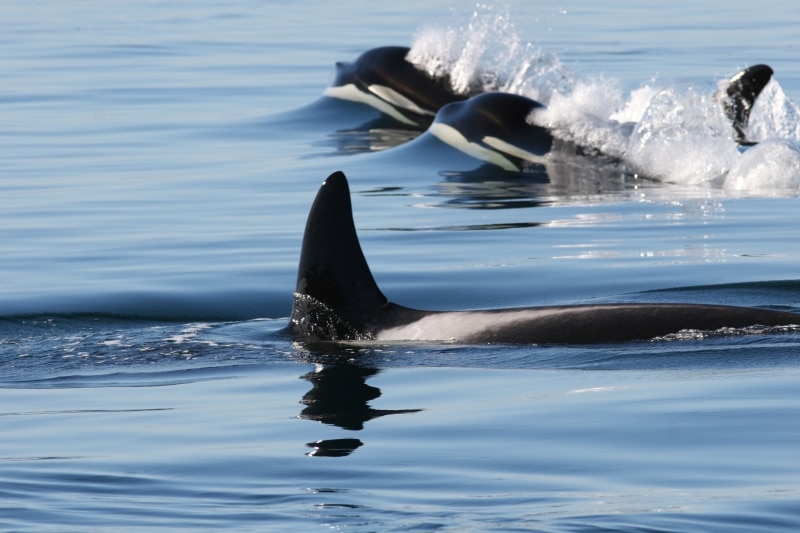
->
[[721, 64, 773, 145], [290, 171, 387, 339]]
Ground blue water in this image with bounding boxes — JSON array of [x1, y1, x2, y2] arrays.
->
[[3, 1, 800, 531]]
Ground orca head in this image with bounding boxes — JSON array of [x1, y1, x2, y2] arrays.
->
[[329, 46, 469, 126], [720, 64, 773, 145], [290, 171, 388, 341], [430, 92, 554, 171]]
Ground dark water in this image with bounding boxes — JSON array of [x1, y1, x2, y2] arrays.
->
[[3, 1, 800, 531]]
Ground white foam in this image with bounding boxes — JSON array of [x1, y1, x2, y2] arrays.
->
[[535, 79, 630, 159], [610, 85, 662, 124], [406, 7, 800, 191], [724, 139, 800, 192], [407, 4, 574, 100], [164, 323, 214, 344], [747, 79, 800, 142], [626, 87, 740, 185]]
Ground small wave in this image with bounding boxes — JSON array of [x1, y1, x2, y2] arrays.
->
[[654, 323, 800, 342], [0, 289, 291, 323], [0, 315, 291, 386], [164, 322, 217, 345]]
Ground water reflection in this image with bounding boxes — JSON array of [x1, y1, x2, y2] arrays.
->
[[305, 437, 364, 458], [436, 166, 553, 210], [299, 363, 417, 430], [311, 122, 420, 156], [296, 347, 422, 457], [267, 96, 422, 156], [433, 156, 641, 209]]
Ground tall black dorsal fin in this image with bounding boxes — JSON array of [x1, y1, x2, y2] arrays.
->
[[721, 64, 773, 144], [290, 171, 387, 340]]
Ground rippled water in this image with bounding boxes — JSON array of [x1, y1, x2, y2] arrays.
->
[[3, 1, 800, 531]]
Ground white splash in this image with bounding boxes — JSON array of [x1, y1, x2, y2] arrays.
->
[[610, 84, 662, 124], [747, 79, 800, 142], [536, 78, 630, 159], [724, 139, 800, 192], [407, 3, 574, 101], [626, 86, 740, 185], [406, 6, 800, 192]]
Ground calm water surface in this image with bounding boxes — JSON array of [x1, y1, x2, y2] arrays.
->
[[3, 1, 800, 531]]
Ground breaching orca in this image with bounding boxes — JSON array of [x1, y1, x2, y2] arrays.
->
[[323, 46, 470, 127], [289, 171, 798, 345]]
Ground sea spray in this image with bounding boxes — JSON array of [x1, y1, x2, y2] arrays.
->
[[407, 4, 800, 190]]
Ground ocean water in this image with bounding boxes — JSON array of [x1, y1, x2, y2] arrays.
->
[[3, 1, 800, 531]]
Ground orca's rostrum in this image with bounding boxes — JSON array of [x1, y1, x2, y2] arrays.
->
[[289, 171, 798, 345]]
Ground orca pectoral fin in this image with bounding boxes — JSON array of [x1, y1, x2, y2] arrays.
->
[[290, 171, 388, 340], [720, 64, 773, 144]]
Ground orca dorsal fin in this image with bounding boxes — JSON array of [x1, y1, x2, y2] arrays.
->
[[721, 64, 773, 144], [290, 171, 388, 340]]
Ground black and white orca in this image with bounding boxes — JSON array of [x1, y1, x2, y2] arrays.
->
[[323, 46, 470, 127], [428, 92, 554, 172], [288, 171, 798, 345], [428, 65, 775, 172], [321, 47, 774, 167]]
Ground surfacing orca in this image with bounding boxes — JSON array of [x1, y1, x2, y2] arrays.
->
[[323, 46, 470, 127], [321, 47, 773, 162], [429, 92, 554, 172], [289, 171, 798, 345], [428, 64, 775, 173]]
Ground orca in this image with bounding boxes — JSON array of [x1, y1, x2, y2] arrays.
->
[[428, 92, 554, 172], [288, 171, 798, 345], [323, 46, 470, 127], [320, 48, 773, 164], [427, 65, 774, 172]]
